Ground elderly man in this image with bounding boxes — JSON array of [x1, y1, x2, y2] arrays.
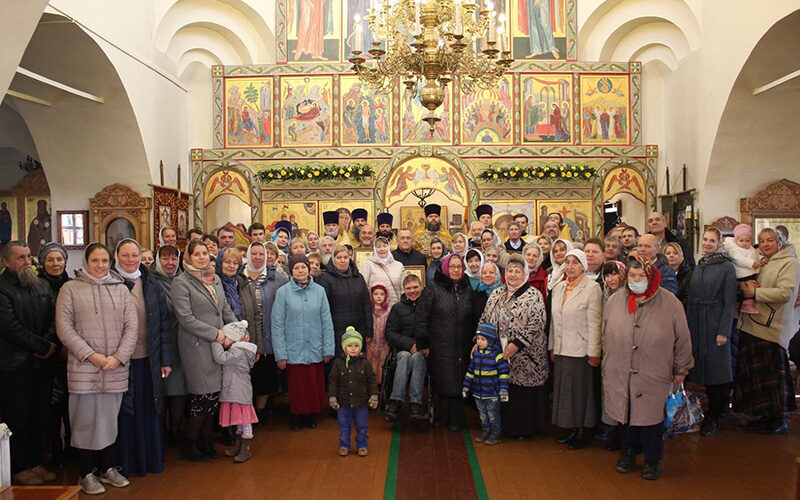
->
[[376, 212, 397, 250], [542, 220, 561, 241], [414, 204, 452, 255], [357, 224, 376, 250], [504, 221, 525, 254], [637, 234, 679, 295], [647, 212, 694, 268], [468, 221, 484, 248], [393, 228, 427, 267], [0, 241, 58, 485], [319, 235, 336, 267], [604, 235, 623, 262]]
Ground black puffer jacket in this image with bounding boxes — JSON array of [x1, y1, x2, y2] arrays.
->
[[328, 352, 378, 408], [675, 260, 693, 310], [416, 268, 474, 397], [317, 260, 373, 353], [385, 293, 427, 352], [0, 269, 57, 370]]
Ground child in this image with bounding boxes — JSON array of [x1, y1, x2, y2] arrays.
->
[[367, 282, 390, 385], [329, 327, 379, 457], [463, 323, 509, 446], [211, 320, 258, 463], [722, 224, 761, 314]]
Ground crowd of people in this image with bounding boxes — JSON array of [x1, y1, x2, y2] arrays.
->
[[0, 205, 798, 492]]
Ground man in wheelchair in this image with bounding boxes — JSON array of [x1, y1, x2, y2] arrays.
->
[[384, 275, 429, 421]]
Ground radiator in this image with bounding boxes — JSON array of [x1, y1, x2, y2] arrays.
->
[[0, 423, 10, 486]]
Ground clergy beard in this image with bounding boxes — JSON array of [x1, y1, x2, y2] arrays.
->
[[426, 221, 441, 232], [378, 230, 394, 240], [352, 225, 361, 239], [324, 228, 338, 238], [16, 265, 44, 290]]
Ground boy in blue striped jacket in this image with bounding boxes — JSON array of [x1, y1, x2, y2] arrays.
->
[[462, 323, 509, 446]]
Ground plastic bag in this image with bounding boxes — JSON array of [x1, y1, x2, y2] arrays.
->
[[663, 383, 704, 439]]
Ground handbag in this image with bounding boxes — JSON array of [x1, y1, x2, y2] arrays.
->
[[663, 383, 704, 439]]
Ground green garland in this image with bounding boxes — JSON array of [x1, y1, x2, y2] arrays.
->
[[257, 164, 374, 183], [478, 164, 597, 182]]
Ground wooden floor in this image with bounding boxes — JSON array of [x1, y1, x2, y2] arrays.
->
[[44, 400, 799, 499]]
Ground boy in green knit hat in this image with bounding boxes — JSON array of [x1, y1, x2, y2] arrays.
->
[[328, 326, 379, 457]]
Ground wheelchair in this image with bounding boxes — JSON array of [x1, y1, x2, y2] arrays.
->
[[379, 348, 435, 424]]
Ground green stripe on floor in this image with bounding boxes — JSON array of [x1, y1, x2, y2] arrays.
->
[[462, 428, 489, 500], [383, 420, 402, 500]]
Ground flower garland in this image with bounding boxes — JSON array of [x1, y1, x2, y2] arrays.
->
[[257, 164, 374, 183], [478, 164, 597, 182]]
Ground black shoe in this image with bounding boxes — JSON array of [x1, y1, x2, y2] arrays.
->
[[606, 432, 621, 451], [50, 439, 65, 469], [181, 440, 208, 462], [306, 415, 317, 429], [759, 417, 789, 435], [168, 427, 184, 448], [615, 448, 636, 474], [201, 436, 219, 459], [516, 434, 532, 442], [409, 403, 425, 420], [567, 428, 587, 450], [556, 428, 577, 444], [290, 414, 301, 431], [700, 418, 718, 437], [385, 400, 402, 422], [221, 426, 237, 446], [255, 408, 267, 427], [641, 461, 661, 480]]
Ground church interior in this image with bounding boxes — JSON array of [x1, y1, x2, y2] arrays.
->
[[0, 0, 799, 498]]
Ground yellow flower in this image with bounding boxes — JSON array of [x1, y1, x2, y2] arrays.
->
[[514, 166, 519, 171], [345, 173, 351, 178], [523, 172, 529, 178], [566, 172, 572, 178], [358, 169, 363, 175], [308, 173, 313, 178], [492, 173, 498, 179], [339, 168, 345, 174], [510, 171, 517, 177], [347, 166, 353, 171], [537, 172, 544, 178], [268, 173, 274, 178], [314, 170, 320, 176], [550, 173, 556, 177], [280, 169, 287, 175]]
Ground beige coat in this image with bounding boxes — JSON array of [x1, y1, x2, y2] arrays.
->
[[738, 245, 800, 349], [359, 255, 406, 308], [602, 288, 694, 426], [56, 270, 138, 395], [549, 275, 602, 358]]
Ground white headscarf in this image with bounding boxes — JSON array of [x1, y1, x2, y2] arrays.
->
[[452, 232, 469, 257], [371, 236, 396, 265], [114, 238, 142, 280], [158, 227, 175, 246], [464, 248, 484, 279], [522, 242, 544, 282], [547, 238, 575, 290], [246, 241, 267, 274]]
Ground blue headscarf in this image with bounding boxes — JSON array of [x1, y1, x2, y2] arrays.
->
[[476, 262, 502, 294], [216, 247, 243, 320]]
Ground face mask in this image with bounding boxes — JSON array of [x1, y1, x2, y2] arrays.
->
[[628, 280, 648, 295]]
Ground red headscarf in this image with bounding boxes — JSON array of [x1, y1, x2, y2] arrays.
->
[[627, 256, 662, 314]]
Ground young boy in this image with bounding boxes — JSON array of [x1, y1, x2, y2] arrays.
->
[[329, 326, 379, 457], [463, 323, 509, 446]]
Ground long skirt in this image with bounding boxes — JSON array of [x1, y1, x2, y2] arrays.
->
[[500, 384, 549, 437], [287, 362, 326, 414], [552, 355, 596, 429], [116, 358, 164, 477], [252, 354, 279, 396], [69, 392, 123, 451], [734, 332, 797, 418]]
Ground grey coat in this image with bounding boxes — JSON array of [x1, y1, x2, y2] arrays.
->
[[171, 272, 238, 395], [686, 257, 736, 386], [211, 341, 257, 404]]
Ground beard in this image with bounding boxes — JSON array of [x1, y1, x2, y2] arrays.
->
[[378, 230, 394, 240], [16, 265, 44, 290], [352, 225, 361, 239], [426, 221, 441, 232], [324, 228, 338, 238]]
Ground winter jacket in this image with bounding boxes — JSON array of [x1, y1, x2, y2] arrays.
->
[[40, 270, 70, 296], [0, 269, 57, 370], [171, 271, 238, 395], [271, 277, 335, 365], [316, 260, 373, 351], [654, 254, 679, 295], [416, 268, 474, 397], [549, 275, 603, 358], [150, 266, 188, 397], [257, 267, 287, 355], [359, 255, 406, 308], [739, 245, 800, 349], [385, 293, 427, 352], [212, 341, 257, 404], [392, 248, 427, 268], [463, 346, 509, 399], [675, 260, 692, 310], [55, 270, 138, 395], [328, 352, 378, 408]]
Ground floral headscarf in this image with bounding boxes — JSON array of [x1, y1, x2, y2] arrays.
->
[[627, 256, 662, 314]]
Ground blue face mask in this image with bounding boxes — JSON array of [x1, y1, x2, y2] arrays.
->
[[628, 280, 648, 294]]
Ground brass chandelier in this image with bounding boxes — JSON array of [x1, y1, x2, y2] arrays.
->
[[349, 0, 513, 132]]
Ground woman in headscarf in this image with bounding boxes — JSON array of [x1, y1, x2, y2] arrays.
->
[[601, 260, 627, 304], [603, 256, 693, 480], [686, 228, 737, 437], [547, 238, 575, 292], [158, 227, 178, 248], [480, 255, 548, 441], [451, 233, 469, 258], [522, 242, 548, 302], [272, 225, 291, 255], [426, 237, 448, 284], [265, 242, 290, 280], [359, 236, 406, 308], [417, 253, 474, 431], [306, 231, 321, 254], [473, 261, 503, 320], [113, 239, 172, 478], [56, 243, 138, 494], [736, 227, 800, 435], [464, 248, 484, 291]]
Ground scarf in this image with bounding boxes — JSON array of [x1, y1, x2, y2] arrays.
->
[[451, 233, 469, 257], [698, 251, 728, 267], [547, 239, 575, 290], [154, 246, 179, 277], [371, 237, 396, 265], [627, 256, 662, 314], [114, 238, 142, 280], [464, 249, 484, 279], [246, 241, 267, 274], [476, 262, 502, 294], [295, 278, 310, 289], [185, 261, 216, 285], [219, 273, 243, 319]]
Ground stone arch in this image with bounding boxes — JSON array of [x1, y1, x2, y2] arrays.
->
[[592, 157, 656, 235], [193, 160, 261, 229]]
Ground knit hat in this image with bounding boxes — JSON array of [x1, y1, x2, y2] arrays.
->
[[288, 253, 310, 272], [223, 320, 249, 342], [322, 211, 339, 225], [475, 322, 498, 346], [564, 248, 588, 271], [376, 212, 393, 227], [341, 326, 363, 351], [38, 242, 68, 266], [351, 208, 368, 222], [733, 224, 752, 240], [424, 204, 441, 217]]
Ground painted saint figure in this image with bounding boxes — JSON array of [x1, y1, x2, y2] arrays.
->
[[295, 0, 326, 61], [0, 202, 11, 245], [520, 0, 559, 59]]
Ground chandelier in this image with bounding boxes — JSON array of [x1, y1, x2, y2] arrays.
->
[[349, 0, 513, 132]]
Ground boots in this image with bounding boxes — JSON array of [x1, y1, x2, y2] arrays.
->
[[221, 426, 237, 446], [290, 413, 301, 431], [201, 435, 219, 459], [556, 428, 577, 444], [181, 439, 208, 462], [168, 426, 184, 448], [567, 428, 587, 450], [234, 438, 252, 463], [225, 435, 242, 457]]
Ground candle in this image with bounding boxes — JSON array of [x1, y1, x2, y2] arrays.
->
[[487, 10, 496, 43], [455, 0, 462, 35], [415, 0, 421, 34], [355, 14, 362, 52], [497, 24, 504, 52]]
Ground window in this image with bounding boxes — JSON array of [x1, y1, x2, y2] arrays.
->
[[57, 210, 89, 249]]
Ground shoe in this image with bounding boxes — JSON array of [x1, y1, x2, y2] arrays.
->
[[357, 448, 368, 457], [606, 433, 621, 451], [475, 430, 491, 443], [234, 438, 252, 463], [594, 427, 611, 441], [78, 471, 105, 495], [567, 428, 587, 450], [32, 465, 56, 482], [385, 400, 402, 422], [181, 439, 209, 462], [307, 415, 318, 429], [290, 414, 301, 431], [221, 426, 237, 446], [13, 468, 44, 486], [201, 436, 219, 459], [759, 417, 789, 435], [516, 435, 532, 442], [255, 408, 267, 427], [615, 448, 636, 474], [641, 461, 661, 480], [338, 446, 349, 457], [168, 426, 184, 447], [484, 432, 501, 446], [99, 467, 130, 488], [556, 428, 577, 444], [409, 402, 425, 420], [700, 418, 718, 437], [225, 435, 242, 457]]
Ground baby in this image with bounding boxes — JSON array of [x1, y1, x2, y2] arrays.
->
[[211, 320, 258, 463], [722, 224, 761, 314]]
